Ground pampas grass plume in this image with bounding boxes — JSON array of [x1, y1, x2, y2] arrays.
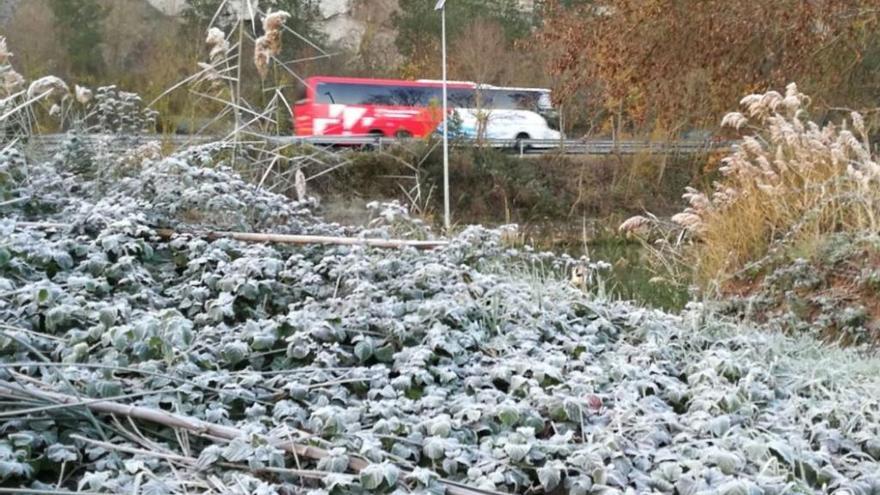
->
[[254, 10, 290, 79], [27, 76, 69, 100], [618, 215, 652, 235], [75, 85, 93, 105]]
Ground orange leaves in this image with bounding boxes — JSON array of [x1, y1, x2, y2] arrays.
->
[[536, 0, 880, 132]]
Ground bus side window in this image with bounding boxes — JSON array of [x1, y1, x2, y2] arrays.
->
[[448, 88, 474, 107], [472, 89, 493, 108]]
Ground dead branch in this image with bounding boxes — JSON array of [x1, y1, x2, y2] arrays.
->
[[13, 222, 447, 250], [0, 381, 505, 495]]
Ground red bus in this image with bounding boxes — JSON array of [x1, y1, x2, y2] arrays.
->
[[293, 76, 476, 138]]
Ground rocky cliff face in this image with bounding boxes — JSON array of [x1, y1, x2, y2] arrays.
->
[[316, 0, 398, 52], [145, 0, 188, 16], [143, 0, 400, 64], [0, 0, 22, 26]]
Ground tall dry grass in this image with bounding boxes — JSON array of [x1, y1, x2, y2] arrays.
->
[[666, 83, 880, 288]]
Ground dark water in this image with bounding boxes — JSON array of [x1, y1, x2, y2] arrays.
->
[[582, 237, 689, 311], [514, 221, 689, 311]]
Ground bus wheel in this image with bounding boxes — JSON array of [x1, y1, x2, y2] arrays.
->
[[515, 133, 531, 152], [394, 130, 412, 139]]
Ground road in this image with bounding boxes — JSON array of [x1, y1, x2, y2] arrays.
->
[[25, 133, 728, 156]]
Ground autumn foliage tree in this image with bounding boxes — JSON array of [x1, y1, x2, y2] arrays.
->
[[539, 0, 880, 135]]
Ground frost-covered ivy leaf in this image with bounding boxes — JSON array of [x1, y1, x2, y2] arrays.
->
[[742, 441, 767, 462], [196, 445, 222, 469], [78, 471, 111, 491], [316, 448, 349, 473], [47, 444, 78, 463], [566, 475, 593, 495], [537, 461, 563, 491], [705, 449, 743, 475], [323, 473, 354, 491], [497, 405, 520, 426], [221, 438, 254, 463], [251, 331, 276, 350], [142, 479, 175, 495], [374, 344, 395, 362], [442, 457, 459, 475], [428, 415, 452, 437], [98, 306, 117, 327], [0, 460, 33, 480], [207, 292, 236, 322], [407, 467, 439, 486], [220, 341, 249, 365], [504, 443, 530, 462], [45, 305, 71, 332], [654, 461, 682, 483], [717, 480, 751, 495], [354, 339, 374, 362], [123, 458, 145, 474], [424, 437, 446, 460], [53, 251, 74, 270], [90, 380, 123, 398], [360, 462, 398, 490], [381, 462, 401, 486], [706, 415, 731, 437], [865, 438, 880, 460], [767, 441, 795, 466], [205, 405, 229, 424], [245, 403, 267, 419]]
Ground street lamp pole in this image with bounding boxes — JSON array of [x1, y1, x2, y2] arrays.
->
[[435, 0, 450, 232]]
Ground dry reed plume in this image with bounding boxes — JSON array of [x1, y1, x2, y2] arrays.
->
[[201, 27, 229, 86], [254, 10, 290, 79], [26, 75, 69, 100], [0, 36, 24, 96], [75, 85, 93, 105], [631, 83, 880, 287]]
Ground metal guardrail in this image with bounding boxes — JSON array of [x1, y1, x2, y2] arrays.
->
[[24, 133, 728, 156], [257, 135, 727, 155]]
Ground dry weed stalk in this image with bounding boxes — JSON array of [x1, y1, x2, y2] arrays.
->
[[662, 83, 880, 285], [254, 10, 290, 79]]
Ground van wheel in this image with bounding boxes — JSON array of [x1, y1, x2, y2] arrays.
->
[[515, 133, 531, 151], [395, 130, 413, 139]]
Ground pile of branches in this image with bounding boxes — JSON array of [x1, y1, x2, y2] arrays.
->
[[1, 136, 879, 495]]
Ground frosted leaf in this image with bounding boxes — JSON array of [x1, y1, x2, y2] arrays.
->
[[359, 462, 399, 490], [221, 438, 254, 463], [537, 461, 564, 491], [47, 444, 78, 463]]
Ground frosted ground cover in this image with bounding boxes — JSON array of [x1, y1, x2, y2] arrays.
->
[[0, 136, 879, 494]]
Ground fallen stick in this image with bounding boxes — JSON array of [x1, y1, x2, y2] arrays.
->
[[0, 381, 504, 495], [12, 222, 448, 250], [69, 434, 343, 481]]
